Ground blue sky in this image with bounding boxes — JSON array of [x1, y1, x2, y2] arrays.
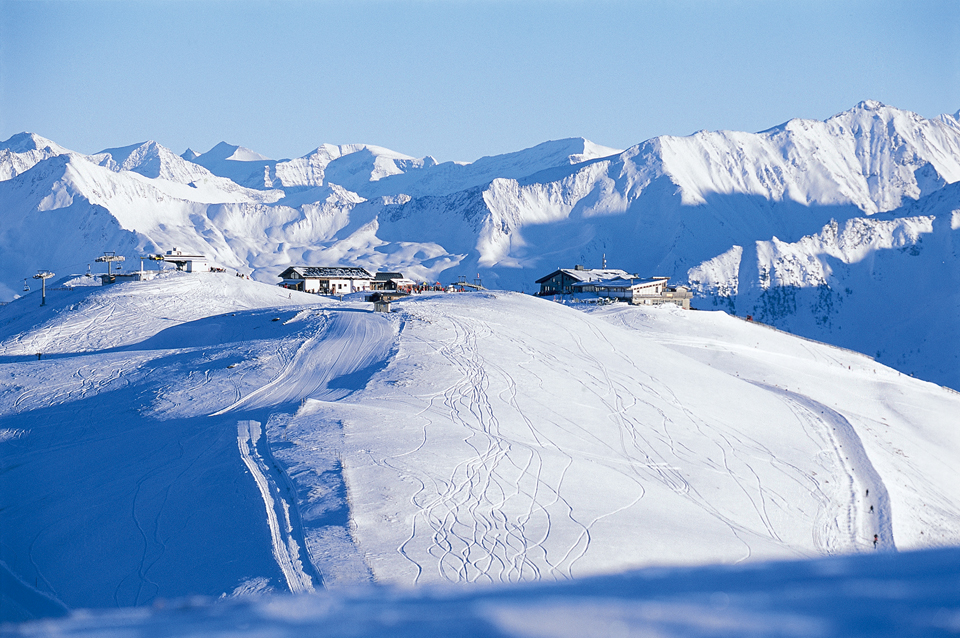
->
[[2, 0, 958, 162]]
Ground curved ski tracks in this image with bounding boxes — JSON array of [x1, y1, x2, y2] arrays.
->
[[364, 298, 905, 587], [755, 384, 895, 553]]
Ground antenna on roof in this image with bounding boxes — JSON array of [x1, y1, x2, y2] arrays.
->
[[33, 270, 55, 306], [95, 251, 125, 276], [602, 253, 607, 269]]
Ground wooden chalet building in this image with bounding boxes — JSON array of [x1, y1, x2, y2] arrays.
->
[[278, 266, 374, 294]]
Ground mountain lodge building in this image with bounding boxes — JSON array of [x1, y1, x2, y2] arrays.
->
[[278, 266, 374, 294], [535, 265, 634, 295], [536, 265, 692, 309]]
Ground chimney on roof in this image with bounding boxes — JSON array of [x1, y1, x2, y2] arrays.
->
[[575, 264, 585, 271]]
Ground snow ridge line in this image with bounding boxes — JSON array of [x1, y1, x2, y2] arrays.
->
[[237, 419, 315, 594], [730, 314, 876, 361]]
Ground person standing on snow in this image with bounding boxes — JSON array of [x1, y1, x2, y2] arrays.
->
[[873, 534, 879, 548]]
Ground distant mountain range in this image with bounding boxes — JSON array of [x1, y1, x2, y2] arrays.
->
[[1, 100, 958, 387]]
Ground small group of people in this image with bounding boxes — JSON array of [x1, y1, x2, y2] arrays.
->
[[867, 489, 879, 548]]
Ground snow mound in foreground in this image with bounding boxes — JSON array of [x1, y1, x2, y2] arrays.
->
[[6, 548, 959, 637]]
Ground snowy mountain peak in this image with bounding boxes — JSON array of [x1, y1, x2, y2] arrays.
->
[[94, 140, 161, 169], [0, 131, 67, 155], [181, 148, 200, 161], [92, 140, 225, 185], [940, 109, 960, 131], [568, 137, 624, 163], [854, 99, 886, 111], [0, 132, 74, 181], [194, 141, 273, 163]]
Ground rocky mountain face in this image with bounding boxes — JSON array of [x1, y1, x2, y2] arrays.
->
[[1, 100, 958, 387]]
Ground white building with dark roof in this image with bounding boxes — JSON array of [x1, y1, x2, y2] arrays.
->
[[371, 271, 416, 291], [536, 266, 693, 309], [572, 276, 693, 308], [159, 249, 209, 273], [278, 266, 374, 294]]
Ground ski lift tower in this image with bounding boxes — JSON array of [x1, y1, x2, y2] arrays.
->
[[33, 270, 54, 306], [95, 252, 125, 276], [138, 254, 159, 276]]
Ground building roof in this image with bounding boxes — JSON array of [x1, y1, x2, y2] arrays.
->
[[535, 268, 634, 284], [374, 271, 404, 281], [279, 266, 374, 280]]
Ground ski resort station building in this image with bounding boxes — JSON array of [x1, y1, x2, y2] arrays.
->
[[370, 271, 416, 292], [155, 249, 210, 273], [277, 266, 375, 294], [536, 265, 692, 309], [536, 266, 634, 295]]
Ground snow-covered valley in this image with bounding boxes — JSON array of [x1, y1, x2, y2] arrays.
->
[[1, 274, 958, 634]]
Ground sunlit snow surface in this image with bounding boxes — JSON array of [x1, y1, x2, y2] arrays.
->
[[1, 274, 959, 633]]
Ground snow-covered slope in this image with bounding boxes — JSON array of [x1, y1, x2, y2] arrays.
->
[[688, 182, 960, 388], [2, 275, 958, 622], [1, 100, 959, 389]]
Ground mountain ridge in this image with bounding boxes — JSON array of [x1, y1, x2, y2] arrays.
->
[[1, 100, 958, 389]]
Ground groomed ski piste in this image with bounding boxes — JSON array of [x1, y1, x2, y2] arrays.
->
[[2, 272, 959, 635]]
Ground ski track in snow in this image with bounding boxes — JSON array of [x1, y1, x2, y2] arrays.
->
[[237, 419, 316, 594], [565, 320, 783, 562], [758, 385, 895, 553], [598, 307, 897, 555], [383, 313, 587, 583], [365, 299, 828, 585], [212, 310, 393, 416]]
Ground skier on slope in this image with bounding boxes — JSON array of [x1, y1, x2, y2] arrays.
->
[[873, 534, 879, 548]]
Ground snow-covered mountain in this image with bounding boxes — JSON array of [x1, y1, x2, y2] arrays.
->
[[2, 275, 959, 623], [0, 133, 73, 180], [1, 100, 958, 389]]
